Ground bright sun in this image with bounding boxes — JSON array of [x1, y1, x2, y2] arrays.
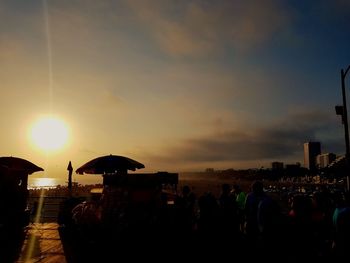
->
[[30, 117, 69, 152]]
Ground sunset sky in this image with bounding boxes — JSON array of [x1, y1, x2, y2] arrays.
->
[[1, 0, 350, 182]]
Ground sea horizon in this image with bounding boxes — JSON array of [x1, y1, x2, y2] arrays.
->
[[28, 176, 104, 189]]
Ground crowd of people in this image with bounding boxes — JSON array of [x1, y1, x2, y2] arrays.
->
[[64, 180, 350, 262], [2, 170, 350, 262]]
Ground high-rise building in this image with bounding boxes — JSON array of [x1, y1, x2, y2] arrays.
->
[[271, 161, 284, 170], [304, 141, 321, 171], [316, 153, 336, 168]]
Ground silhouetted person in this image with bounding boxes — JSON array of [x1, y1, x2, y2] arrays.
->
[[232, 184, 246, 232], [245, 180, 265, 238], [286, 194, 314, 261], [174, 185, 196, 237], [257, 193, 285, 262], [218, 184, 239, 237], [332, 191, 350, 259], [197, 191, 219, 236], [310, 190, 334, 258]]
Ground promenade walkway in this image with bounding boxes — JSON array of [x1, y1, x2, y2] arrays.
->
[[16, 223, 66, 263]]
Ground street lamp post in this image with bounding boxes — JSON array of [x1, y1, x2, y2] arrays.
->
[[341, 65, 350, 191]]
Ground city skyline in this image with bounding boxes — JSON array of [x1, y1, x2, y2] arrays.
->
[[0, 1, 349, 182]]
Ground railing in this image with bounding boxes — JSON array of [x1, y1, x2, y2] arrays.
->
[[27, 196, 69, 223]]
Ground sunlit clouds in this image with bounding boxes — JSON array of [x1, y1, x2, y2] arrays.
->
[[140, 109, 343, 171], [126, 0, 294, 56], [0, 0, 349, 180]]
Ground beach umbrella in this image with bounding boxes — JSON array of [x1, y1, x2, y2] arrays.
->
[[0, 156, 44, 192], [0, 156, 44, 174], [75, 154, 145, 175]]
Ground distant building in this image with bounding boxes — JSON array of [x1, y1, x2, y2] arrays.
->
[[285, 163, 301, 169], [304, 141, 321, 171], [316, 153, 336, 168], [271, 161, 284, 170], [205, 168, 215, 173]]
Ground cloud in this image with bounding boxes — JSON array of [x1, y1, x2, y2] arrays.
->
[[229, 0, 293, 50], [125, 0, 294, 56], [0, 35, 22, 59], [141, 109, 343, 169]]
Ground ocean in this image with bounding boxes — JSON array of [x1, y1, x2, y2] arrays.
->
[[28, 177, 61, 189], [28, 175, 103, 189]]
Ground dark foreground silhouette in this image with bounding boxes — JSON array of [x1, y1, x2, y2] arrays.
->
[[2, 180, 350, 262]]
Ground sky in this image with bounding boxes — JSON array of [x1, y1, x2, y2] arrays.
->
[[1, 0, 350, 183]]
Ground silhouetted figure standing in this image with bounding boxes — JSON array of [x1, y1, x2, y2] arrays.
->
[[286, 194, 314, 261], [245, 181, 265, 237], [257, 192, 285, 262], [197, 191, 219, 237], [218, 184, 239, 237], [232, 184, 246, 232], [332, 191, 350, 259], [174, 185, 196, 237]]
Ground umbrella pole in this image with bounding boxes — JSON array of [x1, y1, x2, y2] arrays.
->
[[67, 161, 73, 197], [68, 172, 72, 196]]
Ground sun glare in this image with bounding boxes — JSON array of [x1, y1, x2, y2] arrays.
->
[[30, 117, 69, 152]]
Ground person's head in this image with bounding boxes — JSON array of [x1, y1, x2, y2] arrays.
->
[[252, 180, 264, 195], [233, 184, 241, 193], [90, 193, 100, 202], [182, 185, 191, 196], [291, 194, 312, 216], [222, 183, 231, 194]]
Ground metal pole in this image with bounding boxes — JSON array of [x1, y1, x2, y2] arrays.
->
[[67, 161, 73, 196], [341, 66, 350, 191]]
